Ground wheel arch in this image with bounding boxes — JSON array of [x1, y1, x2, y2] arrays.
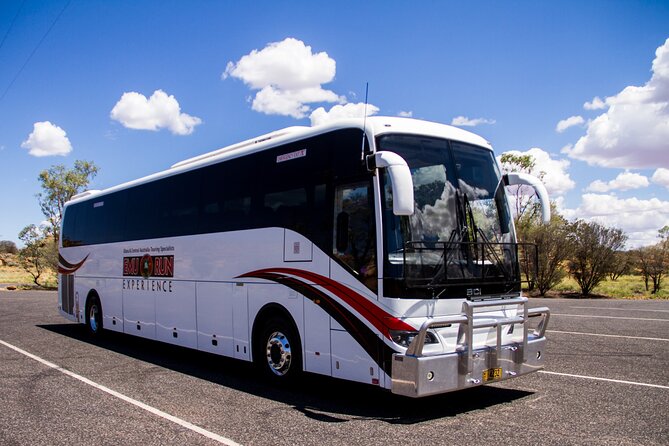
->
[[251, 303, 302, 364], [84, 288, 103, 334], [85, 289, 101, 312]]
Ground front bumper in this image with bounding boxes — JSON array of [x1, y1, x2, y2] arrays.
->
[[391, 297, 550, 397]]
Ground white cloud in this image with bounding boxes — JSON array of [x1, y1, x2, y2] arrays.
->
[[583, 96, 606, 110], [556, 115, 585, 133], [583, 180, 609, 193], [253, 85, 342, 118], [224, 38, 345, 119], [223, 37, 335, 90], [450, 116, 496, 127], [499, 148, 575, 197], [651, 167, 669, 188], [563, 38, 669, 169], [21, 121, 73, 157], [310, 102, 380, 126], [110, 90, 201, 135], [398, 111, 413, 118], [560, 193, 669, 248], [585, 171, 650, 193]]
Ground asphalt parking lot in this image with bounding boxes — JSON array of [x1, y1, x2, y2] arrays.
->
[[0, 290, 667, 445]]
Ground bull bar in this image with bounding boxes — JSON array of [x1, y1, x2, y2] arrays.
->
[[391, 296, 550, 397]]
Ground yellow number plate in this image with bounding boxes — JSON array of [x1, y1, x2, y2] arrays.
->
[[482, 367, 503, 382]]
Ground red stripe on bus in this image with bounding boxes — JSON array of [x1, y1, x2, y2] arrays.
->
[[57, 254, 89, 275], [239, 268, 415, 337]]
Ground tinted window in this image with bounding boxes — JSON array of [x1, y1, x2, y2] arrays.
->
[[61, 205, 79, 247], [62, 191, 127, 246], [85, 191, 127, 244], [62, 128, 368, 250], [124, 169, 201, 240], [199, 156, 257, 234]]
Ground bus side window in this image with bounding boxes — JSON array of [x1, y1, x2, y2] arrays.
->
[[62, 204, 80, 247], [333, 182, 377, 291]]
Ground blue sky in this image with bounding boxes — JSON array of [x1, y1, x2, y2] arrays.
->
[[1, 0, 668, 247]]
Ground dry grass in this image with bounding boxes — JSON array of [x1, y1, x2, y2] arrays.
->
[[549, 274, 668, 299], [0, 267, 34, 284], [0, 255, 57, 289]]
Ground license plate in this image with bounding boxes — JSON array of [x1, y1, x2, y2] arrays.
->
[[482, 367, 503, 382]]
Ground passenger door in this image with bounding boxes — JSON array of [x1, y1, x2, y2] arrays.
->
[[332, 182, 377, 291]]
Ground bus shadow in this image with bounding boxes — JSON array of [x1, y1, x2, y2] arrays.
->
[[38, 323, 533, 425]]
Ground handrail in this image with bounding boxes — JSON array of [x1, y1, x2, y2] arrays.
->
[[405, 314, 468, 357], [528, 306, 550, 337]]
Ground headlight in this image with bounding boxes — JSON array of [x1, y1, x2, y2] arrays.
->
[[389, 330, 438, 348]]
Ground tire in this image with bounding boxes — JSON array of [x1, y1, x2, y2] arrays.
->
[[85, 295, 103, 337], [254, 317, 302, 382]]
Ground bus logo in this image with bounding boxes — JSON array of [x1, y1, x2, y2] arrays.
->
[[467, 288, 482, 297], [123, 255, 174, 278]]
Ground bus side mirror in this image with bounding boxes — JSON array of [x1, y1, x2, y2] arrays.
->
[[504, 172, 551, 224], [367, 151, 414, 216]]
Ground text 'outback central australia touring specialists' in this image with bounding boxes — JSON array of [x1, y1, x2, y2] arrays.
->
[[58, 116, 551, 397]]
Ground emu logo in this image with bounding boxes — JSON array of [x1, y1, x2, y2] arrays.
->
[[140, 254, 153, 278]]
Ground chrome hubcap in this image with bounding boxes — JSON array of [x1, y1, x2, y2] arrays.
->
[[265, 331, 292, 376]]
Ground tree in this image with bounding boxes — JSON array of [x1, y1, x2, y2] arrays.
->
[[37, 160, 98, 245], [608, 250, 631, 281], [567, 220, 627, 296], [634, 248, 651, 292], [659, 225, 669, 242], [640, 246, 666, 294], [519, 210, 574, 296], [500, 152, 548, 290], [18, 225, 53, 287], [500, 153, 545, 221], [0, 240, 18, 254], [655, 226, 669, 293], [514, 206, 538, 290], [636, 226, 669, 294]]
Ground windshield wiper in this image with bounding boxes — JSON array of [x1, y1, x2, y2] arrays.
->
[[424, 189, 476, 288], [427, 228, 461, 288]]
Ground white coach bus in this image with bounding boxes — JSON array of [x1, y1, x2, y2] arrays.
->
[[58, 117, 551, 397]]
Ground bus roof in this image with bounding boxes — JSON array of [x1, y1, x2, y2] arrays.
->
[[67, 117, 492, 204]]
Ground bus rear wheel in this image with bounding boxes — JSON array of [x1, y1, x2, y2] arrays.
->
[[85, 295, 103, 337], [255, 317, 302, 381]]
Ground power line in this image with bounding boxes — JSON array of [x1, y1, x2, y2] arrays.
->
[[0, 0, 72, 103], [0, 0, 26, 51]]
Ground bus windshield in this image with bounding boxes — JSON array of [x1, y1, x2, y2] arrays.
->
[[379, 134, 520, 298]]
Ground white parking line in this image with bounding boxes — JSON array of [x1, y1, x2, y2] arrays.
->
[[539, 370, 669, 390], [0, 339, 242, 446], [572, 306, 669, 314], [547, 330, 669, 342], [551, 313, 668, 322]]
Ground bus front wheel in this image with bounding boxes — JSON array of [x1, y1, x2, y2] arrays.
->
[[255, 317, 302, 381]]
